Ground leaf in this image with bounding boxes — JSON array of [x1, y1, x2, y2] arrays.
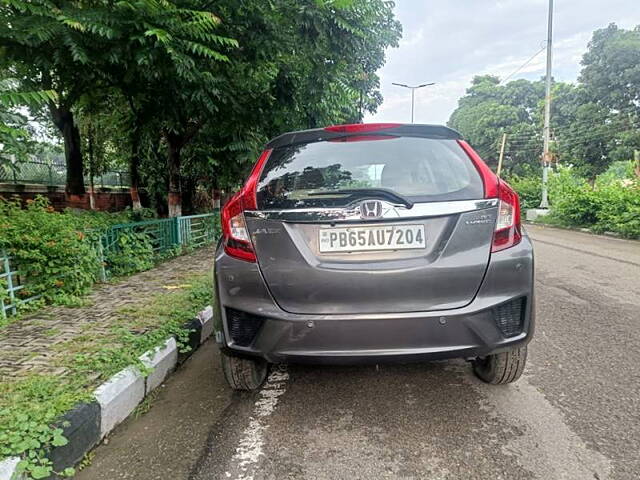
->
[[51, 430, 69, 447], [30, 465, 52, 479]]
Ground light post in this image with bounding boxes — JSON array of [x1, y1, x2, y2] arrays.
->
[[392, 82, 436, 123], [540, 0, 554, 209]]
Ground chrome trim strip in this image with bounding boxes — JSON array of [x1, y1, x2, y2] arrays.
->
[[245, 199, 498, 223]]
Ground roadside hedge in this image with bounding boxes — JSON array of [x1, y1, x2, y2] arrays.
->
[[508, 161, 640, 239]]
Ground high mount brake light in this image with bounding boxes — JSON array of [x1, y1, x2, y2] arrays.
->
[[324, 123, 402, 134], [221, 149, 272, 262], [328, 135, 399, 143], [456, 140, 521, 252], [492, 180, 522, 252]]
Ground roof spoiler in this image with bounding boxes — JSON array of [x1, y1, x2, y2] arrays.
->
[[265, 123, 463, 149]]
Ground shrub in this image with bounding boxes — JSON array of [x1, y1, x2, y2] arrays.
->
[[0, 198, 101, 305], [504, 174, 542, 210], [532, 164, 640, 239]]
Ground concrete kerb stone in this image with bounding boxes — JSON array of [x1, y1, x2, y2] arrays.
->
[[0, 457, 21, 480], [93, 366, 145, 439], [178, 317, 203, 365], [198, 305, 214, 344], [139, 337, 178, 394], [49, 401, 101, 474]]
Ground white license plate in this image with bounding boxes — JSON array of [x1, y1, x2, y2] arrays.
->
[[319, 224, 426, 253]]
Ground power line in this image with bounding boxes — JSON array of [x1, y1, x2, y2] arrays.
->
[[500, 43, 548, 85]]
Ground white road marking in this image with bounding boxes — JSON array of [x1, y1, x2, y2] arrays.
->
[[225, 366, 289, 480]]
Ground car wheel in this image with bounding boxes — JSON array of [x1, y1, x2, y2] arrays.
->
[[473, 345, 527, 384], [220, 350, 268, 391]]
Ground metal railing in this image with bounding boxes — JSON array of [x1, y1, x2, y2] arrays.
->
[[97, 213, 219, 280], [0, 253, 41, 320], [0, 158, 130, 187], [1, 213, 219, 318]]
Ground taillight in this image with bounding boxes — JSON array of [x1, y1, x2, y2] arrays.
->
[[456, 140, 521, 252], [221, 149, 272, 262], [492, 181, 522, 252]]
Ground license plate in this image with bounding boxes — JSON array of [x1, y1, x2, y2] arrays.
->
[[319, 224, 426, 253]]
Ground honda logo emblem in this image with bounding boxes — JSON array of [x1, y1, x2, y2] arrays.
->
[[360, 200, 383, 219]]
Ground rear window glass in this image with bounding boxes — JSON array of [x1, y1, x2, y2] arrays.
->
[[256, 136, 484, 209]]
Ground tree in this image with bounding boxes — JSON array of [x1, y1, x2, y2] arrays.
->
[[2, 0, 401, 215], [1, 0, 236, 200], [448, 76, 544, 173]]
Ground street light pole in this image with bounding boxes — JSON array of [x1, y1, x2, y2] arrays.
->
[[540, 0, 554, 209], [392, 82, 436, 123]]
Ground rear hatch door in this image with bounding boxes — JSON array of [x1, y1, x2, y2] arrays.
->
[[247, 131, 497, 315]]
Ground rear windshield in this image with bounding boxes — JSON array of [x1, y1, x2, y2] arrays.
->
[[256, 136, 484, 209]]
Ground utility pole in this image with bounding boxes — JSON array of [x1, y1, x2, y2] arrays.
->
[[540, 0, 554, 209], [497, 133, 507, 177], [392, 82, 436, 123]]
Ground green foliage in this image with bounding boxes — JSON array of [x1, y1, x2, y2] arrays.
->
[[594, 160, 636, 186], [0, 275, 212, 479], [0, 77, 57, 166], [1, 0, 401, 212], [580, 24, 640, 117], [0, 197, 101, 306], [505, 174, 541, 210], [0, 375, 87, 479], [520, 165, 640, 238], [103, 230, 155, 277]]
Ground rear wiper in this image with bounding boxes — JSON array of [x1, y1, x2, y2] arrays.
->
[[308, 188, 413, 208]]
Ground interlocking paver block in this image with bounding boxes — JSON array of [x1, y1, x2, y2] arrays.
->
[[0, 247, 214, 378]]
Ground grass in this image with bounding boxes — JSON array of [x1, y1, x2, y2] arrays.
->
[[0, 273, 212, 479]]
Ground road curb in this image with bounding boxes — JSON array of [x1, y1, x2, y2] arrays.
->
[[0, 305, 214, 480], [0, 457, 20, 480]]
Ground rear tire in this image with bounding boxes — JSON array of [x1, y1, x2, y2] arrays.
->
[[473, 345, 527, 384], [220, 350, 268, 391]]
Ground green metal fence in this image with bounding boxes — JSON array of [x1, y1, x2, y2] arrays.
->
[[98, 213, 219, 280], [0, 253, 42, 320], [1, 213, 219, 318]]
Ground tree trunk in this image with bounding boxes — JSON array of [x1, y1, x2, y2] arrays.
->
[[166, 135, 182, 218], [181, 176, 196, 215], [87, 125, 96, 210], [129, 131, 142, 210], [50, 104, 85, 195]]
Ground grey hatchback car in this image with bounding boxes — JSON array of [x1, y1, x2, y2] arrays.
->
[[213, 123, 534, 390]]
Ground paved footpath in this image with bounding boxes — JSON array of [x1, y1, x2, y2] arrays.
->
[[0, 246, 214, 379], [76, 225, 640, 480]]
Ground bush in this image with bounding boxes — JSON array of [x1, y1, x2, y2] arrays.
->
[[0, 198, 102, 306], [533, 164, 640, 239], [591, 182, 640, 237], [505, 174, 542, 210]]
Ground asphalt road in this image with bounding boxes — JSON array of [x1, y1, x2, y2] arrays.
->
[[76, 224, 640, 480]]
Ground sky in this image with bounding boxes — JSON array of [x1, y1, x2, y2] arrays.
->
[[365, 0, 640, 125]]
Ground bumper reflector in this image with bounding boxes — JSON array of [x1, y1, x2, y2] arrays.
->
[[226, 308, 264, 347], [493, 298, 525, 337]]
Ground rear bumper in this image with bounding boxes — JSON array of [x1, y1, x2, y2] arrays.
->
[[213, 236, 535, 364]]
